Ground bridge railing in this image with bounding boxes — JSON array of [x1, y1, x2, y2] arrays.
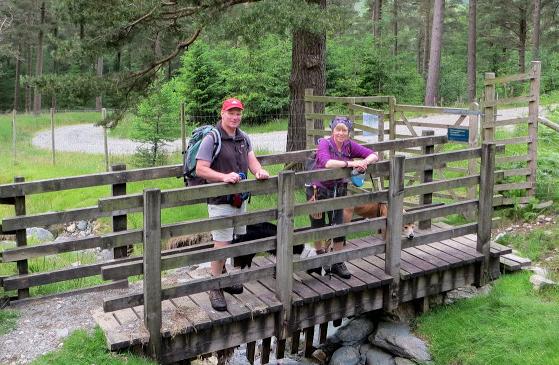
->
[[0, 136, 446, 301], [96, 141, 498, 358]]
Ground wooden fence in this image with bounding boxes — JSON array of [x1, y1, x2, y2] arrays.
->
[[0, 136, 446, 302], [95, 139, 499, 360], [482, 60, 541, 205]]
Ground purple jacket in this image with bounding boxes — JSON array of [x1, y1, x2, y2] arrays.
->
[[312, 137, 375, 190]]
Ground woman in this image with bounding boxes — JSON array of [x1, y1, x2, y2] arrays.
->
[[307, 116, 379, 279]]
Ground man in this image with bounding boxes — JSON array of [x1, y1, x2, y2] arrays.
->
[[196, 97, 269, 311]]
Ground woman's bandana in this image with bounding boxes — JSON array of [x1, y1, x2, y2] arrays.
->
[[329, 116, 353, 132]]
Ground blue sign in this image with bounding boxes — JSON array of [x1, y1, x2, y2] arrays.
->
[[447, 127, 469, 143]]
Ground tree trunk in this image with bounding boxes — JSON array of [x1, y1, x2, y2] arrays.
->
[[424, 0, 444, 106], [33, 1, 46, 115], [114, 51, 121, 72], [14, 44, 21, 111], [392, 0, 398, 57], [25, 44, 32, 113], [518, 5, 527, 73], [422, 0, 432, 79], [532, 0, 541, 61], [467, 0, 477, 102], [372, 0, 382, 40], [287, 0, 326, 153], [96, 57, 103, 111]]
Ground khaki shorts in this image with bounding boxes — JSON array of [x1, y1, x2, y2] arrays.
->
[[208, 202, 247, 242]]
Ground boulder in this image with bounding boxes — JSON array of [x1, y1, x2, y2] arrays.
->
[[335, 317, 375, 345], [394, 358, 416, 365], [369, 321, 431, 362], [329, 346, 362, 365], [26, 227, 54, 242], [77, 220, 88, 231], [529, 274, 556, 291], [360, 344, 395, 365]]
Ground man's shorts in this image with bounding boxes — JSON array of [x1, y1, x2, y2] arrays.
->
[[208, 202, 248, 242]]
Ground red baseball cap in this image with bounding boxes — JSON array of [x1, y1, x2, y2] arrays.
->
[[221, 98, 244, 111]]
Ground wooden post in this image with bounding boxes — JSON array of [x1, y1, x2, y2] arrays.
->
[[180, 102, 186, 153], [50, 108, 55, 165], [467, 102, 480, 203], [290, 330, 301, 354], [261, 337, 271, 364], [384, 155, 405, 311], [304, 326, 315, 358], [419, 130, 434, 230], [14, 176, 29, 299], [12, 109, 16, 164], [111, 164, 129, 259], [388, 96, 396, 158], [102, 108, 109, 172], [275, 170, 295, 339], [476, 143, 496, 286], [482, 73, 496, 143], [527, 61, 541, 197], [143, 188, 162, 359], [305, 88, 315, 149]]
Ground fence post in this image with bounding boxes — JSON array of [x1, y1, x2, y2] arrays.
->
[[275, 170, 295, 340], [14, 176, 29, 299], [419, 130, 434, 230], [384, 155, 405, 311], [467, 102, 480, 203], [305, 88, 315, 149], [482, 73, 496, 143], [476, 143, 496, 286], [143, 188, 162, 359], [50, 108, 56, 165], [12, 109, 16, 164], [527, 61, 541, 198], [180, 102, 186, 153], [102, 108, 109, 172], [111, 164, 129, 259], [388, 96, 397, 158]]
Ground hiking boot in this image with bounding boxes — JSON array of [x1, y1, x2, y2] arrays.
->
[[222, 266, 243, 294], [209, 289, 227, 312], [329, 262, 352, 279]]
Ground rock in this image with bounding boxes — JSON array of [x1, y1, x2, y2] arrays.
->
[[312, 349, 327, 364], [537, 215, 545, 221], [369, 321, 431, 362], [77, 220, 88, 231], [97, 249, 114, 262], [394, 358, 416, 365], [529, 274, 556, 291], [545, 217, 553, 222], [335, 317, 375, 345], [528, 266, 549, 278], [55, 328, 69, 337], [506, 227, 513, 232], [26, 227, 54, 242], [54, 235, 71, 242], [330, 346, 362, 365], [66, 223, 76, 233], [360, 344, 395, 365]]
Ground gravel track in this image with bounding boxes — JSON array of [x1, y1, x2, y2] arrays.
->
[[31, 106, 538, 155]]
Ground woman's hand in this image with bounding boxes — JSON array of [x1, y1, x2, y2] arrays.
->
[[351, 159, 369, 172]]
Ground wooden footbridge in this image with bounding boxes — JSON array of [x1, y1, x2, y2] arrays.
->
[[0, 134, 510, 363]]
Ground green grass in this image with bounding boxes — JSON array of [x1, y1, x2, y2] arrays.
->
[[416, 272, 559, 365], [0, 308, 19, 335], [31, 327, 155, 365]]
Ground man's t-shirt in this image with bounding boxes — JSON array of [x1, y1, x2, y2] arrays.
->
[[196, 130, 253, 162]]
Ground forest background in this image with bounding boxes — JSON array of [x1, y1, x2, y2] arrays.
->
[[0, 0, 558, 155]]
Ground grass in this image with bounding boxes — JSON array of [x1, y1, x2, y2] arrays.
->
[[0, 308, 19, 335], [416, 272, 559, 365], [31, 327, 155, 365]]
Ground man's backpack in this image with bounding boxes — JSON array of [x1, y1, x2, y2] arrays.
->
[[183, 125, 221, 186]]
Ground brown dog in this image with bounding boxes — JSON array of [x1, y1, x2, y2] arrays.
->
[[343, 202, 415, 239]]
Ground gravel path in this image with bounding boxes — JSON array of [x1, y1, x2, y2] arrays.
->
[[31, 106, 541, 155]]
